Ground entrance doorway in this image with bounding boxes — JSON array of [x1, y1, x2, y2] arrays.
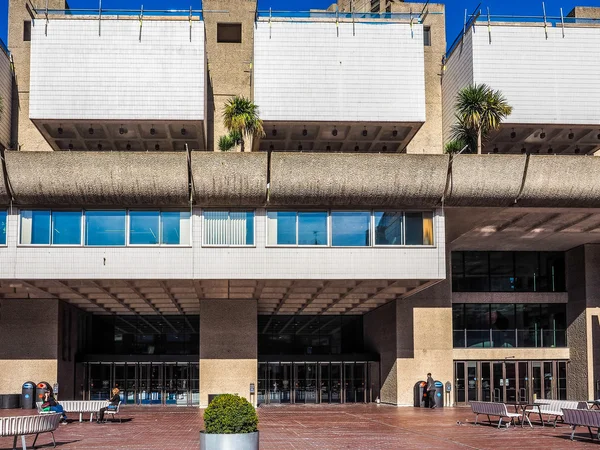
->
[[85, 362, 199, 406]]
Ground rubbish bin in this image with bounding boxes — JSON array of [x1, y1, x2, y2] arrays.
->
[[413, 381, 427, 407], [433, 381, 444, 408], [22, 381, 36, 409], [36, 381, 52, 405], [0, 394, 20, 409]]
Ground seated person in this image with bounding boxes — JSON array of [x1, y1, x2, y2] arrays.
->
[[97, 388, 121, 423], [41, 390, 68, 424]]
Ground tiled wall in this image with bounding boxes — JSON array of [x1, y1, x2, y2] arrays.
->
[[0, 48, 12, 148], [29, 19, 205, 121], [254, 21, 426, 122], [0, 208, 446, 280]]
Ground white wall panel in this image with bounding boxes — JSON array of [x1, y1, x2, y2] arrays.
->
[[29, 19, 204, 121], [254, 21, 426, 122], [0, 49, 12, 148]]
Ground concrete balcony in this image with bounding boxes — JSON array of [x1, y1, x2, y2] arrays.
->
[[443, 16, 600, 155], [29, 16, 205, 151], [253, 16, 426, 152]]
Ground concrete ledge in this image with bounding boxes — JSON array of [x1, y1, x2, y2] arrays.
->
[[445, 155, 526, 207], [5, 151, 189, 206], [269, 153, 449, 207], [191, 152, 267, 206]]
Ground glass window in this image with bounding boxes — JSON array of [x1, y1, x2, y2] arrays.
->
[[298, 212, 327, 246], [331, 211, 370, 247], [405, 212, 434, 245], [203, 210, 254, 246], [0, 210, 6, 245], [52, 211, 82, 245], [374, 211, 403, 245], [129, 211, 160, 245], [161, 211, 190, 245], [85, 211, 126, 246], [515, 252, 538, 291], [538, 252, 566, 292], [267, 211, 296, 245], [490, 252, 515, 291], [20, 210, 51, 244], [463, 252, 489, 291]]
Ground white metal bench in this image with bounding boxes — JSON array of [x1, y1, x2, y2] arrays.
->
[[562, 408, 600, 441], [525, 399, 588, 427], [0, 413, 61, 450], [37, 400, 107, 422], [103, 401, 122, 423], [470, 401, 523, 428]]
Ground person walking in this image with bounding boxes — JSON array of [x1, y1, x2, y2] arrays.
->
[[426, 373, 437, 409]]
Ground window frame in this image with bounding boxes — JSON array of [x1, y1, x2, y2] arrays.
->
[[201, 209, 256, 248], [216, 23, 243, 43], [265, 210, 329, 248], [127, 210, 161, 247], [84, 209, 127, 247]]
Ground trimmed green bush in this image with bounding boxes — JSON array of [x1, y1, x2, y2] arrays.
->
[[203, 394, 258, 434]]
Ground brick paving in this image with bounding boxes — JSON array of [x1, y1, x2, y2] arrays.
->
[[1, 404, 599, 449]]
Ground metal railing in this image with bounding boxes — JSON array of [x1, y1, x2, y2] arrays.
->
[[31, 6, 205, 18], [256, 10, 419, 22]]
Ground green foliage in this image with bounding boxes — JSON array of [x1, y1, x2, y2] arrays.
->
[[222, 96, 264, 152], [203, 394, 258, 434], [218, 130, 242, 152], [452, 83, 512, 154], [444, 138, 469, 155]]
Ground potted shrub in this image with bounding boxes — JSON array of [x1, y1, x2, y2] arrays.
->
[[200, 394, 259, 450]]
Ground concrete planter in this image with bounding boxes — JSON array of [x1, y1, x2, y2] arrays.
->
[[199, 431, 259, 450]]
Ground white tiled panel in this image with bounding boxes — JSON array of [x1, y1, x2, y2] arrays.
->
[[0, 47, 12, 148], [254, 21, 426, 122], [29, 19, 205, 121]]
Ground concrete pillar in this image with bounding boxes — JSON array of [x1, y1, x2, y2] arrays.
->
[[199, 299, 257, 407], [566, 244, 600, 400], [0, 298, 60, 394]]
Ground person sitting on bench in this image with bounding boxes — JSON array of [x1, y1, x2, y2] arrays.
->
[[41, 390, 68, 424], [97, 388, 121, 423]]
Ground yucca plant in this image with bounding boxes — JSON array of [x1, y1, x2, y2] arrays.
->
[[453, 83, 512, 154], [218, 130, 242, 152], [222, 96, 264, 152]]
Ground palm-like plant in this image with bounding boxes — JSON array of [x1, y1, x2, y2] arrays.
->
[[218, 130, 242, 152], [453, 83, 512, 154], [222, 96, 264, 152]]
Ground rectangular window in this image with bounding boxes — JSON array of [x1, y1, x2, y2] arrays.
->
[[298, 212, 327, 246], [331, 211, 370, 247], [217, 23, 242, 43], [0, 210, 6, 245], [423, 26, 431, 46], [85, 211, 126, 246], [21, 210, 51, 244], [52, 211, 82, 245], [203, 210, 254, 246], [374, 211, 403, 245], [267, 211, 328, 246], [129, 211, 160, 245], [267, 211, 296, 245], [161, 211, 191, 245], [405, 211, 434, 245], [23, 20, 31, 41]]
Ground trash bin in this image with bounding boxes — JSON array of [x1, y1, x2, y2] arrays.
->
[[21, 381, 36, 409], [36, 381, 52, 405], [433, 381, 444, 408], [413, 381, 427, 407], [0, 394, 20, 409]]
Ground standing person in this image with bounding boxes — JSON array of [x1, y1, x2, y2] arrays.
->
[[97, 388, 121, 423], [41, 390, 68, 423], [426, 373, 437, 409]]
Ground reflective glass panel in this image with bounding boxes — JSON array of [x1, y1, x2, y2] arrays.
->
[[331, 211, 370, 247], [298, 212, 327, 246], [267, 211, 296, 245], [129, 211, 160, 245], [405, 212, 431, 245], [374, 211, 403, 245], [161, 211, 190, 245], [0, 210, 6, 245], [52, 211, 82, 245], [21, 210, 51, 244], [85, 210, 126, 246]]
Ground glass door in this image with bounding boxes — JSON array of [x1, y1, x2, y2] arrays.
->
[[354, 363, 366, 403], [190, 363, 200, 406], [505, 362, 517, 402], [518, 362, 529, 402], [125, 364, 137, 404], [320, 363, 330, 403], [492, 362, 503, 402], [138, 364, 150, 404], [281, 363, 291, 403], [330, 363, 342, 403], [294, 363, 306, 403], [305, 363, 317, 403], [89, 363, 111, 400], [257, 363, 267, 405], [149, 364, 163, 405], [344, 363, 354, 403], [455, 362, 466, 404], [481, 362, 491, 401], [532, 362, 542, 400], [467, 362, 477, 402]]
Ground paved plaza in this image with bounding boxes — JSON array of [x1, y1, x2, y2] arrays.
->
[[1, 404, 599, 449]]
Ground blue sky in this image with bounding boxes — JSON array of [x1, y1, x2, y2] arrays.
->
[[1, 0, 599, 50]]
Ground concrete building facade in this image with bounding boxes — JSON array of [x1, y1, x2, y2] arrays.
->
[[0, 0, 600, 408]]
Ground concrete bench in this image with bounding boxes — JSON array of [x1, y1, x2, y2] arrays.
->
[[562, 408, 600, 441], [470, 401, 522, 428], [0, 413, 61, 450], [525, 399, 588, 427], [37, 400, 108, 422]]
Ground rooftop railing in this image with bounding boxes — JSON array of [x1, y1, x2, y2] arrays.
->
[[30, 6, 206, 19], [256, 10, 420, 23]]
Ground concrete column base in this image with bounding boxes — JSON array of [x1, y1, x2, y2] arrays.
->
[[199, 359, 258, 408]]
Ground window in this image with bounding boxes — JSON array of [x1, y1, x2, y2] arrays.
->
[[85, 211, 126, 246], [423, 26, 431, 46], [23, 20, 31, 41], [52, 211, 82, 245], [21, 210, 51, 244], [374, 211, 403, 245], [331, 211, 370, 247], [267, 211, 327, 246], [217, 23, 242, 43], [405, 211, 434, 245], [203, 210, 254, 246], [129, 211, 160, 245], [0, 210, 6, 245], [161, 211, 191, 245]]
